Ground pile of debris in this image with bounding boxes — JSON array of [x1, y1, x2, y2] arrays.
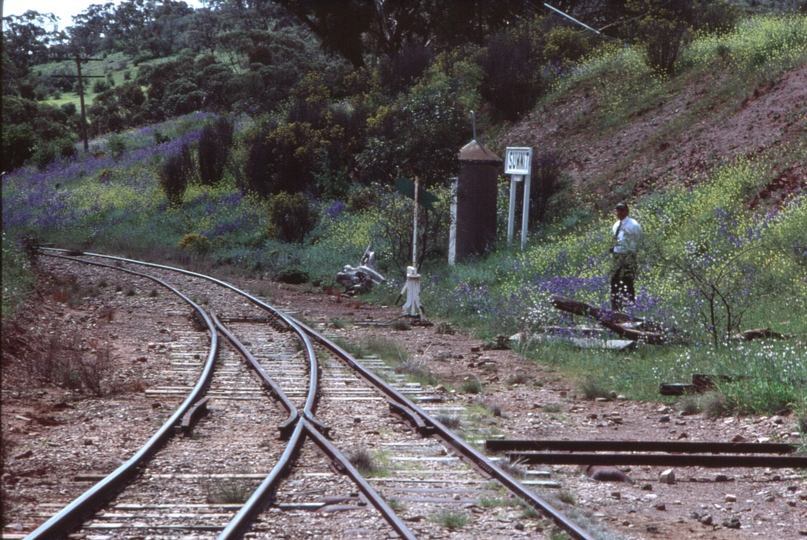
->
[[335, 244, 385, 295]]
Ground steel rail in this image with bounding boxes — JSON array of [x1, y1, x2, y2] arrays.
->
[[211, 312, 417, 540], [301, 420, 417, 540], [504, 452, 807, 468], [218, 418, 306, 540], [41, 249, 330, 434], [290, 319, 595, 540], [42, 249, 593, 540], [211, 312, 299, 439], [26, 254, 220, 540], [41, 250, 414, 538], [486, 440, 800, 455]]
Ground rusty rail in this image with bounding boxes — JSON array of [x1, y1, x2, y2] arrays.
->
[[486, 439, 800, 454], [504, 452, 807, 468], [210, 311, 416, 540], [42, 249, 595, 540], [27, 254, 220, 540]]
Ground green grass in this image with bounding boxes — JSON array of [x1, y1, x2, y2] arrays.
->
[[478, 496, 511, 508], [430, 510, 469, 529], [3, 15, 805, 420], [1, 234, 35, 319]]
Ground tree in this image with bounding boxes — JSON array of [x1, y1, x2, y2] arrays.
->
[[275, 0, 541, 67], [2, 11, 59, 69], [478, 28, 543, 121], [357, 70, 470, 188], [275, 0, 374, 67]]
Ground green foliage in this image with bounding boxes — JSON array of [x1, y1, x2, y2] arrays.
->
[[178, 233, 211, 254], [638, 15, 691, 76], [2, 96, 76, 172], [358, 63, 475, 188], [92, 79, 110, 93], [274, 267, 309, 285], [478, 28, 543, 120], [107, 134, 126, 160], [197, 116, 234, 187], [542, 26, 597, 70], [431, 510, 469, 530], [265, 192, 317, 244], [579, 376, 611, 400], [2, 123, 37, 171], [460, 378, 484, 394], [1, 234, 35, 320], [159, 143, 195, 208], [31, 137, 77, 170]]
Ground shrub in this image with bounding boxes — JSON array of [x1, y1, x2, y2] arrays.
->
[[198, 116, 234, 186], [579, 376, 610, 400], [60, 102, 77, 116], [347, 448, 378, 474], [274, 267, 309, 284], [460, 378, 484, 394], [693, 0, 739, 36], [435, 413, 461, 430], [542, 26, 596, 69], [107, 134, 126, 160], [92, 79, 109, 93], [558, 489, 576, 505], [479, 28, 542, 120], [159, 143, 195, 208], [1, 123, 36, 171], [31, 333, 114, 396], [204, 477, 252, 503], [529, 151, 564, 225], [265, 192, 317, 243], [347, 183, 381, 212], [389, 42, 433, 91], [639, 16, 690, 76], [31, 137, 77, 170], [1, 234, 34, 319], [178, 233, 211, 253]]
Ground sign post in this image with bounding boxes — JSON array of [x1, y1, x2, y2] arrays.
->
[[504, 147, 533, 250]]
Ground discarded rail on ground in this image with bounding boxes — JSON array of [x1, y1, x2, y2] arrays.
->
[[486, 439, 807, 468]]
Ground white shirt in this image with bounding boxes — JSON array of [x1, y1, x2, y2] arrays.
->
[[612, 216, 642, 254]]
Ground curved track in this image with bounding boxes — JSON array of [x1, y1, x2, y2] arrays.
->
[[24, 249, 594, 540]]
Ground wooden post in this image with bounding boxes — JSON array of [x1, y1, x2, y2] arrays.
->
[[75, 56, 89, 153]]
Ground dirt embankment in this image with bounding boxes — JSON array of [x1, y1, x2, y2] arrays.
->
[[503, 62, 807, 210]]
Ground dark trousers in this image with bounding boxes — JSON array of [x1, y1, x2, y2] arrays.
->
[[611, 253, 637, 311]]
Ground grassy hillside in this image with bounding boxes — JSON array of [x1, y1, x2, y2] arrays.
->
[[3, 14, 806, 421]]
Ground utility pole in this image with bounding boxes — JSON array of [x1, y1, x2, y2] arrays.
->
[[76, 57, 89, 152], [50, 56, 105, 153]]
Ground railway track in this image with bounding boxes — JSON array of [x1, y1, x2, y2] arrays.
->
[[22, 250, 594, 540]]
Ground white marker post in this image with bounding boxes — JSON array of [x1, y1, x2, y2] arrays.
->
[[402, 177, 422, 319], [505, 147, 532, 250]]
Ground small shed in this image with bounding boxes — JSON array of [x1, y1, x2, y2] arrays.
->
[[452, 140, 502, 263]]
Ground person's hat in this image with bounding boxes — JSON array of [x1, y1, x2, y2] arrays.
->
[[615, 202, 629, 211]]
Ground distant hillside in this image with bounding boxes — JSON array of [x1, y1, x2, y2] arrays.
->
[[503, 41, 806, 213]]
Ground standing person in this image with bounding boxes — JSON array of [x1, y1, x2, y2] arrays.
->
[[610, 202, 642, 311]]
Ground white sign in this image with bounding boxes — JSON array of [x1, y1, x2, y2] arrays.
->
[[505, 147, 532, 175]]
